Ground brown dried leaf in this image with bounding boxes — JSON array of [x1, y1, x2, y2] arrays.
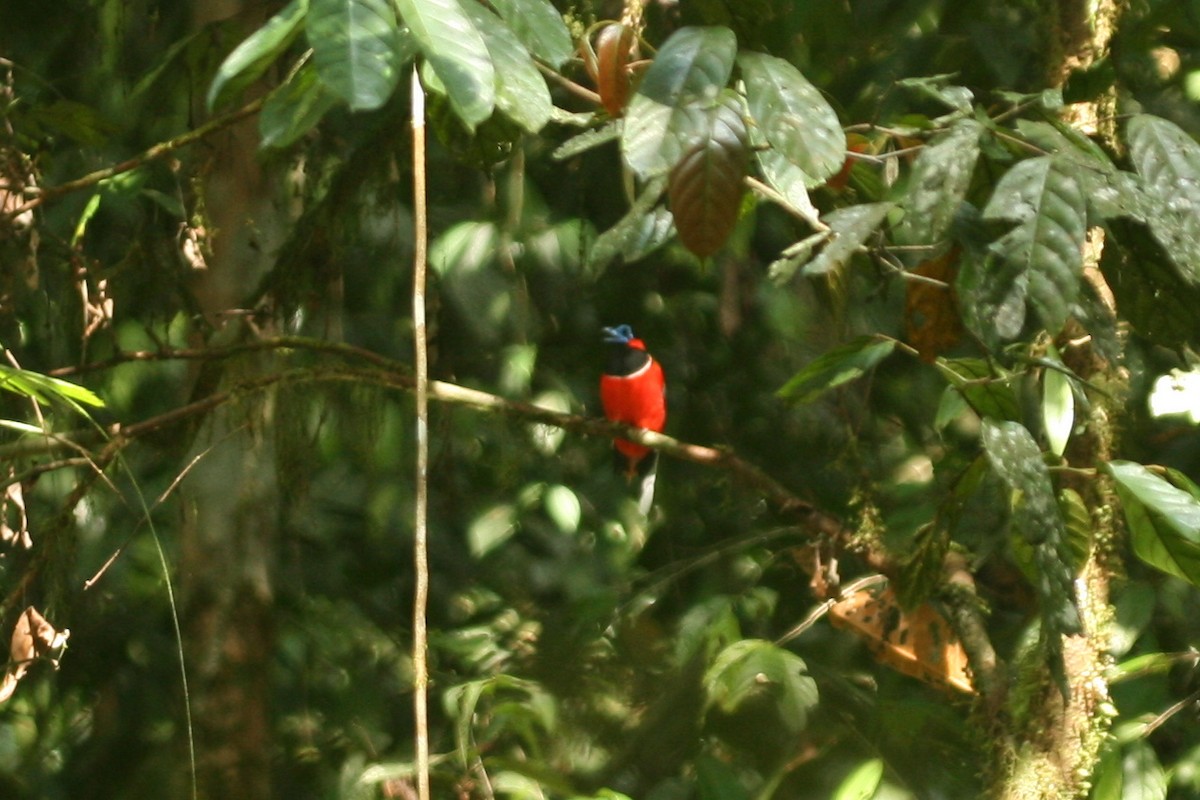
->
[[0, 606, 70, 704], [0, 479, 30, 549], [905, 248, 964, 362], [830, 584, 973, 694]]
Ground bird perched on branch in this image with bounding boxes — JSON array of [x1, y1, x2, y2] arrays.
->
[[600, 324, 667, 514]]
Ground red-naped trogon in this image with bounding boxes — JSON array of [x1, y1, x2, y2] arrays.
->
[[600, 325, 666, 513]]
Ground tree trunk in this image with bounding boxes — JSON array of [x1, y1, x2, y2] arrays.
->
[[176, 2, 285, 797], [989, 1, 1126, 797]]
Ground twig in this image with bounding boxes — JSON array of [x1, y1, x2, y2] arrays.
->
[[4, 98, 266, 219]]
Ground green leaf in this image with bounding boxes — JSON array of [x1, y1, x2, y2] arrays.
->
[[755, 147, 819, 222], [462, 2, 551, 133], [696, 755, 751, 800], [777, 336, 895, 403], [488, 0, 573, 68], [1108, 460, 1200, 584], [982, 155, 1088, 335], [667, 96, 748, 257], [934, 358, 1020, 422], [588, 178, 671, 269], [308, 0, 404, 111], [207, 0, 308, 112], [396, 0, 495, 129], [259, 61, 340, 149], [1042, 353, 1075, 459], [622, 26, 738, 178], [703, 639, 818, 735], [896, 119, 981, 246], [0, 365, 104, 412], [804, 202, 894, 276], [981, 420, 1081, 653], [543, 485, 581, 534], [467, 503, 517, 558], [552, 121, 620, 161], [1093, 741, 1167, 800], [896, 74, 974, 113], [832, 759, 884, 800], [738, 51, 844, 188], [1125, 114, 1200, 283]]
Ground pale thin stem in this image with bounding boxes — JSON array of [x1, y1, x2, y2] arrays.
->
[[410, 67, 432, 800]]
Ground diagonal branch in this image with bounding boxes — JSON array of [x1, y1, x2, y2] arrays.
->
[[26, 340, 1005, 702], [4, 98, 266, 220]]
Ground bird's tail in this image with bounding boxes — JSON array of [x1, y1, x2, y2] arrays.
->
[[614, 447, 659, 516], [636, 456, 658, 517]]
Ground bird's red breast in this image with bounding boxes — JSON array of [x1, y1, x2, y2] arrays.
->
[[601, 335, 666, 467]]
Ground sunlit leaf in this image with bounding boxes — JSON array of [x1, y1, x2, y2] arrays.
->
[[622, 26, 737, 178], [544, 485, 581, 534], [777, 336, 895, 403], [1042, 348, 1075, 458], [1108, 460, 1200, 585], [739, 51, 844, 188], [396, 0, 495, 128], [1126, 114, 1200, 283], [308, 0, 405, 110], [467, 503, 517, 558], [896, 74, 974, 112], [1092, 740, 1167, 800], [462, 2, 551, 133], [832, 758, 884, 800], [896, 119, 981, 246], [804, 202, 894, 276], [207, 0, 308, 111], [0, 365, 104, 411], [488, 0, 572, 68], [982, 155, 1088, 335]]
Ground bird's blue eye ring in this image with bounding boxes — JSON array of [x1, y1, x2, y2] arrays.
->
[[602, 324, 635, 343]]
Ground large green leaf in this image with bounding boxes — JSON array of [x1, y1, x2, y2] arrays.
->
[[1125, 114, 1200, 283], [396, 0, 495, 129], [667, 96, 747, 257], [207, 0, 308, 112], [777, 336, 895, 403], [259, 61, 340, 149], [896, 118, 982, 246], [462, 2, 550, 133], [1108, 460, 1200, 585], [981, 420, 1081, 680], [488, 0, 572, 68], [621, 26, 738, 178], [738, 51, 844, 188], [982, 155, 1087, 335], [308, 0, 406, 111], [702, 639, 817, 735], [804, 202, 894, 277]]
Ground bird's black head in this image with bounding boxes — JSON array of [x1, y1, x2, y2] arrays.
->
[[602, 324, 650, 376]]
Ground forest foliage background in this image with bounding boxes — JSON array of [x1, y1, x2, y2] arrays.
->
[[5, 0, 1200, 798]]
